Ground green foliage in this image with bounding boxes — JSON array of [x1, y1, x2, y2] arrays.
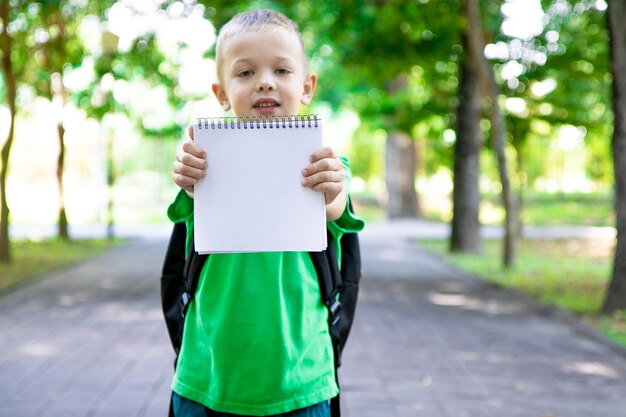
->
[[22, 0, 87, 99], [313, 0, 463, 135], [0, 0, 32, 82], [73, 25, 182, 139], [347, 126, 385, 182], [200, 0, 463, 136], [413, 114, 455, 175], [494, 0, 612, 186], [1, 0, 621, 228]]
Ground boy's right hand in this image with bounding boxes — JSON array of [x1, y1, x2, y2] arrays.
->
[[172, 126, 207, 197]]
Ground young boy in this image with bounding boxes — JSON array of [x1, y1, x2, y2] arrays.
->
[[169, 9, 364, 417]]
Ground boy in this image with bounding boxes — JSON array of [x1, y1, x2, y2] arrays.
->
[[169, 9, 364, 417]]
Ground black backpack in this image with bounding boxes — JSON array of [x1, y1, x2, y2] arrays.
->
[[160, 202, 362, 417]]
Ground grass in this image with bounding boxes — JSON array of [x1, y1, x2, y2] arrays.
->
[[420, 238, 626, 348], [352, 202, 386, 223], [597, 310, 626, 347], [353, 190, 615, 227], [0, 238, 122, 294], [514, 192, 614, 227]]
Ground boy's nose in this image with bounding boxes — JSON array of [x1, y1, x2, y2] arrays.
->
[[256, 72, 276, 91]]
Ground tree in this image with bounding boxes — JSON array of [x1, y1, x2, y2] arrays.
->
[[0, 1, 29, 263], [603, 0, 626, 313], [493, 0, 611, 219], [28, 0, 87, 239], [71, 1, 190, 238], [308, 1, 461, 219], [465, 0, 517, 265], [450, 0, 483, 253]]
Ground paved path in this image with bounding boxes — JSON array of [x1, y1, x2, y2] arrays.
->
[[1, 221, 626, 417]]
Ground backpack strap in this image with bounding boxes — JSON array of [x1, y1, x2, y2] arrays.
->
[[336, 227, 361, 355], [310, 228, 342, 315], [161, 222, 188, 354], [309, 228, 342, 339], [180, 230, 208, 319], [161, 223, 209, 356]]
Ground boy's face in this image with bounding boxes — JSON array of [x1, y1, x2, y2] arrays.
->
[[213, 29, 316, 117]]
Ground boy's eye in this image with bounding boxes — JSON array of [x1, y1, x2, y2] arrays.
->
[[275, 68, 291, 75], [237, 70, 253, 77]]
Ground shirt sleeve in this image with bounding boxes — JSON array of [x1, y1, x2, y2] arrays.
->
[[327, 156, 365, 265], [167, 189, 195, 254], [167, 189, 194, 223]]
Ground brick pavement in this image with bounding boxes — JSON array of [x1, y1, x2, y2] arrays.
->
[[0, 239, 173, 417], [1, 222, 626, 417]]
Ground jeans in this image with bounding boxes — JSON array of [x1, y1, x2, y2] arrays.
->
[[172, 393, 330, 417]]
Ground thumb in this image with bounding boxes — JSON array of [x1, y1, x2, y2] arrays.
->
[[188, 124, 194, 140]]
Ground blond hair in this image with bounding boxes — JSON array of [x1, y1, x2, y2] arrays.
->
[[215, 9, 309, 82]]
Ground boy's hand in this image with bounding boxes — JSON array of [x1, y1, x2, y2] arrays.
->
[[172, 126, 208, 196], [301, 147, 345, 205]]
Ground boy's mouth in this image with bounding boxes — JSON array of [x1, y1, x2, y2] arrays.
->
[[253, 98, 280, 110]]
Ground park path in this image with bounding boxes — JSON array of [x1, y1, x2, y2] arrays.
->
[[1, 220, 626, 417]]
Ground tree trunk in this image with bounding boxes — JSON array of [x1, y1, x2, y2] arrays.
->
[[450, 2, 482, 253], [465, 0, 517, 266], [56, 119, 69, 240], [603, 0, 626, 313], [515, 147, 525, 236], [386, 131, 420, 218], [106, 129, 115, 239], [384, 74, 420, 219], [0, 2, 16, 263], [46, 73, 70, 241], [489, 90, 517, 267], [53, 19, 70, 240]]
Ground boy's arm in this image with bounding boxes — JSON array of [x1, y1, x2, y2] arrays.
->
[[301, 147, 346, 221], [172, 126, 208, 198], [325, 187, 347, 221]]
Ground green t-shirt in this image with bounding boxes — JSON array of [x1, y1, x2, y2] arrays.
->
[[167, 157, 364, 416]]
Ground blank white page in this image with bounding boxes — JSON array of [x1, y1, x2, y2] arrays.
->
[[193, 116, 326, 253]]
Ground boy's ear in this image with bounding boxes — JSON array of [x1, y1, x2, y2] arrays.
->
[[301, 73, 317, 105], [212, 83, 231, 111]]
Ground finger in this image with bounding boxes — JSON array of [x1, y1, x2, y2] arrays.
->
[[181, 139, 207, 159], [172, 159, 206, 180], [311, 181, 343, 194], [309, 146, 337, 163], [302, 157, 343, 177], [172, 170, 196, 193], [188, 124, 194, 140], [301, 170, 345, 188], [177, 152, 208, 172], [172, 170, 199, 190]]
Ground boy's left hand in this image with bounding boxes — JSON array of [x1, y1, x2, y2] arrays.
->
[[301, 147, 345, 205]]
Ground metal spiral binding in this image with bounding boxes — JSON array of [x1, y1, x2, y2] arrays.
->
[[196, 114, 319, 130]]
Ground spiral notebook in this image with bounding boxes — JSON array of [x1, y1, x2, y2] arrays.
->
[[192, 115, 327, 253]]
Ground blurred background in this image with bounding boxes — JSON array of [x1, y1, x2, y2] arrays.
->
[[2, 0, 626, 338], [0, 0, 613, 231]]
